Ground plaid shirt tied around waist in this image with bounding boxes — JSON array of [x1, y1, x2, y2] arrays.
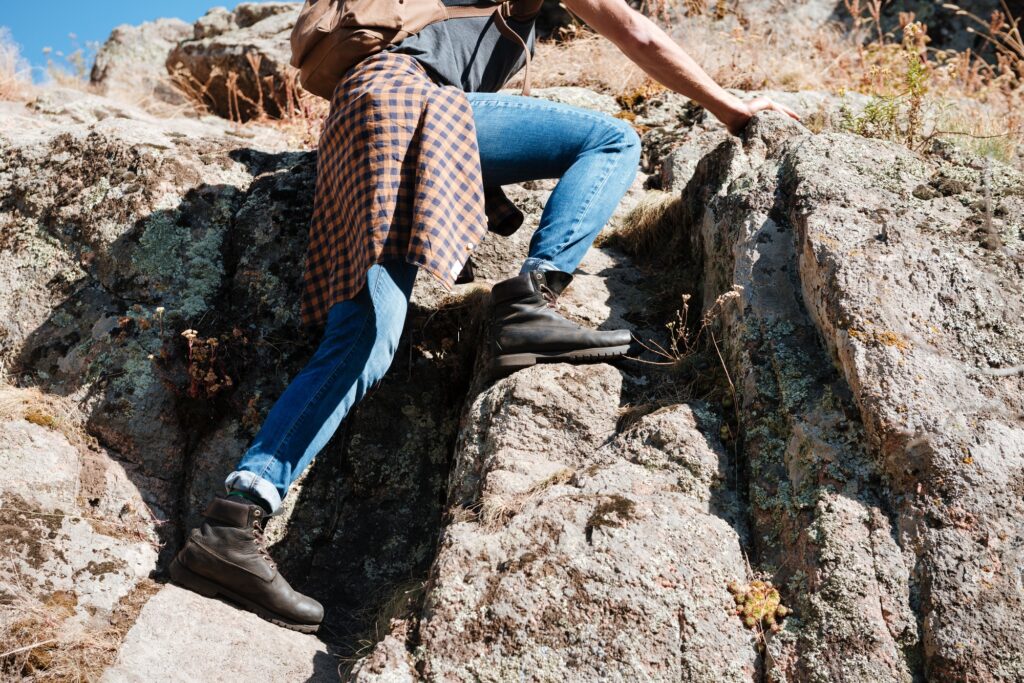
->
[[300, 51, 524, 328]]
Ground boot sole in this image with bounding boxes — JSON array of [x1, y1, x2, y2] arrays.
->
[[490, 344, 631, 380], [169, 557, 321, 634]]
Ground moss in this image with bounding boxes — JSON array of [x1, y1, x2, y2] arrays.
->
[[43, 590, 78, 616], [24, 408, 57, 430], [82, 559, 126, 578], [849, 326, 912, 351], [81, 177, 112, 211], [108, 350, 157, 404], [585, 495, 637, 540]]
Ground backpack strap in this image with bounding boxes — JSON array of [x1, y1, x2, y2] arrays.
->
[[493, 5, 532, 96], [443, 1, 533, 96]]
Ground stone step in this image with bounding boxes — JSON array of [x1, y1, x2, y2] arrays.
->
[[101, 585, 338, 683]]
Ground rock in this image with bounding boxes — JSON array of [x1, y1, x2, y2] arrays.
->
[[29, 87, 162, 124], [519, 86, 622, 115], [0, 396, 159, 678], [166, 4, 300, 121], [349, 631, 418, 682], [194, 7, 238, 39], [235, 2, 300, 27], [380, 364, 757, 681], [90, 18, 192, 112], [680, 111, 1024, 681], [641, 89, 873, 193], [0, 414, 157, 613], [0, 95, 298, 561], [101, 585, 337, 682]]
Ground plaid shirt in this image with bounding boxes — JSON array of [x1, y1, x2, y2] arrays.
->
[[300, 51, 523, 328]]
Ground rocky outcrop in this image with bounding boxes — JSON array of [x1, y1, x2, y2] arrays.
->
[[166, 3, 301, 121], [347, 106, 1023, 683], [3, 11, 1023, 679], [0, 393, 159, 679], [673, 113, 1024, 681], [377, 364, 757, 681], [90, 18, 193, 113]]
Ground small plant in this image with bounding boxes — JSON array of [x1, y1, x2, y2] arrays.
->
[[23, 409, 56, 430], [584, 494, 637, 542], [840, 22, 931, 146], [945, 1, 1024, 68], [180, 328, 248, 400], [637, 285, 743, 369], [727, 579, 791, 634], [843, 0, 890, 46]]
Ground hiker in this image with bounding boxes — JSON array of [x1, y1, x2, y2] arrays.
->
[[169, 0, 799, 632]]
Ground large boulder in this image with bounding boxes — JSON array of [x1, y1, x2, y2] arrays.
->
[[101, 585, 337, 682], [0, 77, 657, 678], [366, 364, 758, 681], [90, 18, 193, 112], [166, 3, 300, 121], [4, 19, 1023, 679], [675, 112, 1024, 681]]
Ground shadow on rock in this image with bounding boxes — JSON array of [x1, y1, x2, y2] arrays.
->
[[9, 143, 485, 655]]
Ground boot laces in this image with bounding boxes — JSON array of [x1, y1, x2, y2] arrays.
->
[[539, 285, 558, 308], [252, 516, 277, 569]]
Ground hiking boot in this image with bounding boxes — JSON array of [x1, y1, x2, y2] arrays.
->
[[489, 270, 632, 378], [169, 495, 323, 633]]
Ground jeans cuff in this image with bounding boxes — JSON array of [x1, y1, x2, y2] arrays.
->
[[224, 470, 283, 514], [520, 257, 558, 274]]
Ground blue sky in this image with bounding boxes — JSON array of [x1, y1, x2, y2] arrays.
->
[[1, 1, 274, 80]]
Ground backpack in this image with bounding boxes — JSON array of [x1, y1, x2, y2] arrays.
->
[[289, 0, 543, 100]]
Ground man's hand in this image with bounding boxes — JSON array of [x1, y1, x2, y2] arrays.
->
[[722, 97, 801, 136], [561, 0, 801, 136]]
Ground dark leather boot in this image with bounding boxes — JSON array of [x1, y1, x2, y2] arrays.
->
[[169, 496, 323, 633], [489, 270, 632, 378]]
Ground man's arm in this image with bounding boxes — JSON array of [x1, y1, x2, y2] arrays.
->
[[560, 0, 800, 135]]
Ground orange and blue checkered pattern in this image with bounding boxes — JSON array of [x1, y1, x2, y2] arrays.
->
[[300, 51, 523, 328]]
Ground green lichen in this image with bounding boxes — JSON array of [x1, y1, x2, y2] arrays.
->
[[108, 348, 157, 402], [82, 177, 112, 212], [133, 212, 225, 319]]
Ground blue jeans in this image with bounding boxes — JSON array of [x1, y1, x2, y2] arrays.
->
[[228, 93, 641, 512]]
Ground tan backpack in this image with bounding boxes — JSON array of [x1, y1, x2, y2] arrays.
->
[[289, 0, 543, 100]]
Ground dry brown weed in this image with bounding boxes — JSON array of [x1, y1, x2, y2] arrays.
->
[[0, 386, 88, 449], [0, 29, 32, 101], [0, 561, 158, 682]]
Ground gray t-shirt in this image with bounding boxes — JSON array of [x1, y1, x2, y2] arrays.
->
[[387, 10, 537, 92]]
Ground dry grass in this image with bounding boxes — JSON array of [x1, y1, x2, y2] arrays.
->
[[169, 56, 329, 148], [478, 468, 576, 531], [603, 191, 687, 263], [506, 31, 647, 94], [0, 28, 32, 101], [339, 579, 424, 674], [0, 386, 88, 449], [0, 561, 158, 682], [507, 3, 1024, 163]]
